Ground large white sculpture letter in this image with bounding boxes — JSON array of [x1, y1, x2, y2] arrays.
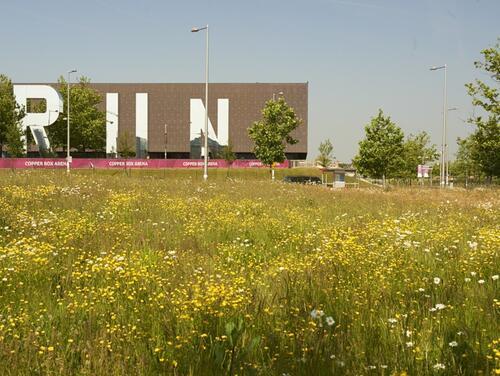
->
[[136, 93, 148, 158], [106, 93, 119, 154], [13, 85, 63, 150], [190, 98, 229, 145]]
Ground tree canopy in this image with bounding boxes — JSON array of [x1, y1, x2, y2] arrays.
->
[[400, 132, 438, 179], [0, 74, 25, 157], [316, 139, 334, 168], [248, 97, 301, 168], [353, 109, 405, 179], [464, 39, 500, 181], [48, 76, 106, 153]]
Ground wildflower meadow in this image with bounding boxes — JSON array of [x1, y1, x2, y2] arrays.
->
[[0, 170, 498, 375]]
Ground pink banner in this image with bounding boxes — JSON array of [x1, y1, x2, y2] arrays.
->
[[0, 158, 289, 169]]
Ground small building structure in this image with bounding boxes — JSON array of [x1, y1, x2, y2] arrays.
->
[[321, 167, 346, 188]]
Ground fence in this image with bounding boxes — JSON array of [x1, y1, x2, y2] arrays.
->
[[0, 158, 290, 170]]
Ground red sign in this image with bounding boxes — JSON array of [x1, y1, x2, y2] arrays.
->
[[0, 158, 289, 169]]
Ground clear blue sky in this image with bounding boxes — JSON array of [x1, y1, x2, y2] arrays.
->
[[1, 0, 498, 161]]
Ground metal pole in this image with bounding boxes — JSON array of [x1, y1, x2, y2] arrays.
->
[[67, 73, 71, 174], [66, 69, 76, 173], [443, 64, 448, 187], [431, 65, 447, 188], [164, 123, 167, 159], [203, 24, 209, 181]]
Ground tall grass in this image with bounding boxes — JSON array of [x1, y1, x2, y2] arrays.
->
[[0, 170, 498, 375]]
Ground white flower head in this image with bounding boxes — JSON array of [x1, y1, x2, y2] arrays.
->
[[310, 309, 324, 320], [406, 341, 414, 348], [492, 275, 499, 281], [433, 277, 441, 285], [467, 241, 478, 250], [388, 318, 397, 324], [464, 277, 471, 283], [448, 341, 458, 347], [433, 363, 446, 370], [435, 303, 446, 310], [326, 316, 335, 326], [478, 279, 485, 284]]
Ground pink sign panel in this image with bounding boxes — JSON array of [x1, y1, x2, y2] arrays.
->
[[417, 164, 431, 178], [0, 158, 289, 169]]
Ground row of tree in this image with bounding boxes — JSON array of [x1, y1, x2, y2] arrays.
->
[[352, 110, 438, 180], [452, 40, 499, 182], [1, 39, 498, 181], [351, 39, 499, 182], [250, 39, 498, 183]]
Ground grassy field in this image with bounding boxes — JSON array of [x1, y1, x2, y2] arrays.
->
[[0, 169, 498, 375]]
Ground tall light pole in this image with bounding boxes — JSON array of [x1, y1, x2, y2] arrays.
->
[[67, 69, 77, 174], [191, 25, 209, 181], [164, 123, 168, 159], [430, 64, 447, 188], [446, 107, 458, 187]]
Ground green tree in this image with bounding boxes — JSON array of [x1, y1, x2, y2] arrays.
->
[[49, 76, 106, 153], [220, 142, 236, 177], [450, 136, 481, 186], [5, 122, 25, 157], [465, 39, 500, 182], [400, 131, 438, 179], [0, 74, 25, 157], [316, 139, 334, 168], [248, 97, 301, 177], [117, 131, 136, 158], [353, 109, 405, 180]]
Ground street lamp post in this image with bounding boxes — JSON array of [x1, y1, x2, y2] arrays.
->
[[164, 123, 168, 159], [430, 64, 447, 188], [446, 107, 458, 188], [67, 69, 77, 174], [191, 25, 209, 181]]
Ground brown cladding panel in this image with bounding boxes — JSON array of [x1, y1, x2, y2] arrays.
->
[[45, 83, 308, 156]]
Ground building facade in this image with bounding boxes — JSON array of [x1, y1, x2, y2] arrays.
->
[[14, 82, 308, 159]]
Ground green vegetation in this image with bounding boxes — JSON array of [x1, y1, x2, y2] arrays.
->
[[117, 131, 136, 158], [49, 76, 106, 153], [353, 109, 405, 180], [400, 132, 438, 180], [316, 139, 334, 168], [0, 170, 498, 375], [0, 74, 25, 157], [220, 143, 237, 177], [463, 39, 500, 182], [248, 97, 301, 171]]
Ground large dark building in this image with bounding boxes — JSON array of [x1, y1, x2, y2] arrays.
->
[[15, 82, 308, 160], [96, 82, 308, 159]]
